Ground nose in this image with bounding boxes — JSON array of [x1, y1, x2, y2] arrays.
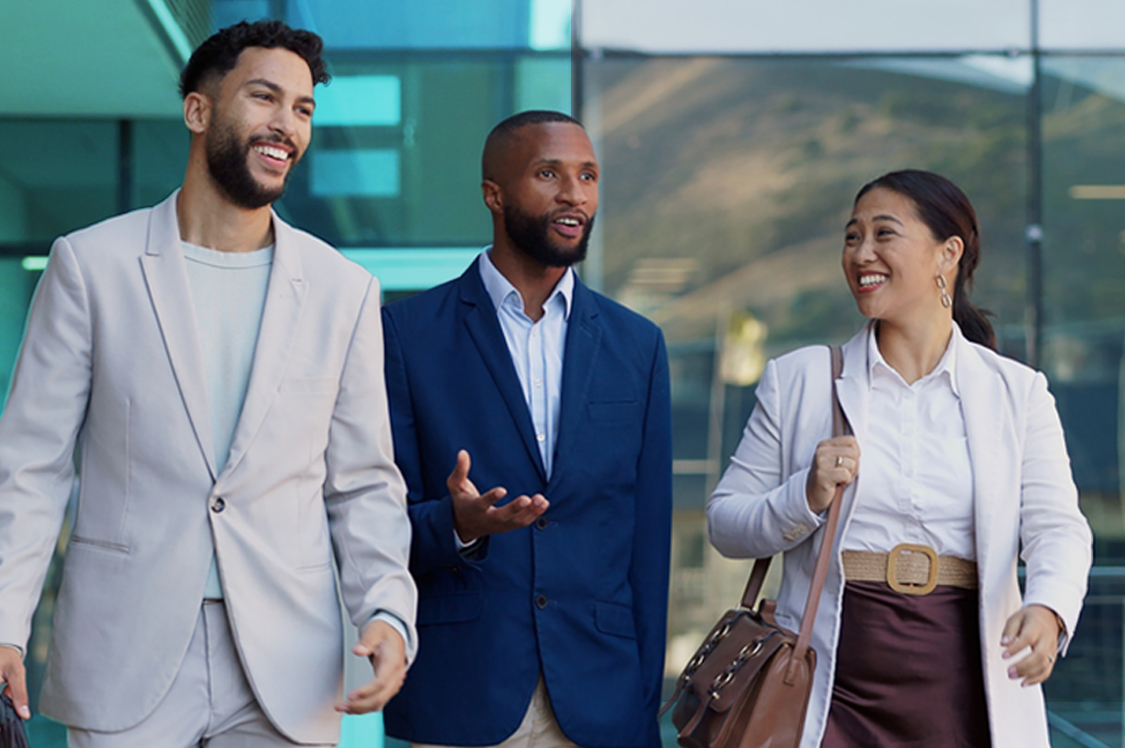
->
[[556, 173, 587, 207], [849, 236, 877, 265], [269, 105, 297, 139]]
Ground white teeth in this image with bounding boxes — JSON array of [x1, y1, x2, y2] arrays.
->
[[555, 217, 580, 226], [859, 274, 887, 287], [254, 145, 289, 160]]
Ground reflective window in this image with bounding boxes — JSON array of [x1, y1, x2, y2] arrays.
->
[[580, 0, 1030, 54], [1040, 56, 1125, 741]]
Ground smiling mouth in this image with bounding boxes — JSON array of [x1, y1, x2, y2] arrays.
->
[[252, 143, 292, 169], [857, 273, 888, 290]]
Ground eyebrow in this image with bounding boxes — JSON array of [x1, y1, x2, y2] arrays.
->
[[532, 158, 599, 170], [244, 78, 316, 107], [845, 213, 903, 230]]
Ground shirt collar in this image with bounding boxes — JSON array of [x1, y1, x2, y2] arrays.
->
[[478, 248, 574, 321], [866, 320, 961, 396]]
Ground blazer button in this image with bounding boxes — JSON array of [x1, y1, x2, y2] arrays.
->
[[535, 594, 548, 609], [211, 497, 226, 513], [535, 517, 548, 530]]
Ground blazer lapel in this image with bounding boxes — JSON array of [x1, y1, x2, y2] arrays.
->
[[139, 191, 218, 480], [221, 215, 308, 479], [835, 326, 870, 447], [549, 281, 600, 492], [459, 263, 547, 481]]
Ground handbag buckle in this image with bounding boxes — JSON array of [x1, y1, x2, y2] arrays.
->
[[886, 543, 938, 595]]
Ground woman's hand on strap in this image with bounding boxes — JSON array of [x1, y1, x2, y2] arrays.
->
[[805, 436, 860, 514], [1002, 604, 1064, 687]]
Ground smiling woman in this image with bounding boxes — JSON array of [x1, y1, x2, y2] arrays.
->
[[706, 171, 1093, 748]]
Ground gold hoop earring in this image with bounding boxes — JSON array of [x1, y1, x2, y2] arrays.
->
[[935, 275, 952, 308]]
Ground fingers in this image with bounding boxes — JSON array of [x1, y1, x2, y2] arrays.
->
[[489, 494, 549, 529], [0, 651, 30, 720], [339, 622, 407, 714], [806, 437, 860, 513], [476, 486, 509, 508], [1001, 608, 1058, 687], [446, 450, 474, 495]]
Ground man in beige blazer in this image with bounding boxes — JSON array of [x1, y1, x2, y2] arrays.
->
[[0, 20, 416, 747]]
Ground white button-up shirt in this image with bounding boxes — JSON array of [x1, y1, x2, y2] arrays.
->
[[842, 323, 976, 560], [478, 249, 573, 479]]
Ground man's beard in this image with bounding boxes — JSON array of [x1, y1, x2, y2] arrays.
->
[[206, 119, 297, 210], [503, 204, 594, 268]]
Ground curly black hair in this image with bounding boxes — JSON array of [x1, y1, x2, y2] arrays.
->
[[179, 20, 330, 98]]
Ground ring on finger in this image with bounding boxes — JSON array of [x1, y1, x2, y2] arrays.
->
[[1047, 653, 1056, 664], [835, 455, 843, 468]]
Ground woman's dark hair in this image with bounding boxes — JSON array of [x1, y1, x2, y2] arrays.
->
[[855, 169, 996, 350], [179, 20, 330, 99]]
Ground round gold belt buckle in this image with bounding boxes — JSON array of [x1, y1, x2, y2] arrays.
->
[[886, 543, 938, 595]]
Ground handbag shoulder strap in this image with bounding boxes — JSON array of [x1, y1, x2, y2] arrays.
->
[[785, 345, 848, 681], [738, 347, 849, 676]]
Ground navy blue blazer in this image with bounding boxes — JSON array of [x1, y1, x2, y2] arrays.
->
[[381, 260, 672, 748]]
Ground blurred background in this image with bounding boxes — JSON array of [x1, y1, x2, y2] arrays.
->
[[2, 0, 1125, 746]]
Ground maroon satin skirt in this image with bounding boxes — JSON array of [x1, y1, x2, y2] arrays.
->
[[820, 581, 992, 748]]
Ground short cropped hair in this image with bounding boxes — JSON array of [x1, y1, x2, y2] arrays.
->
[[179, 20, 330, 98], [482, 110, 583, 180]]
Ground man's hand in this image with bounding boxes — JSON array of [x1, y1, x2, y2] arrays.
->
[[448, 450, 548, 544], [1001, 604, 1063, 687], [0, 646, 30, 720], [336, 620, 407, 714]]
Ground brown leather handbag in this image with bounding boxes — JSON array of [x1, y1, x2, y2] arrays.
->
[[661, 346, 848, 748]]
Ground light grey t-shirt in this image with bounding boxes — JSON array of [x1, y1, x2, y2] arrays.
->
[[182, 241, 273, 598]]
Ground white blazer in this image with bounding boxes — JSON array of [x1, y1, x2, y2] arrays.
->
[[708, 324, 1092, 748], [0, 192, 417, 743]]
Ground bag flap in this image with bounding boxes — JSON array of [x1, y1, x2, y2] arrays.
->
[[681, 610, 794, 713]]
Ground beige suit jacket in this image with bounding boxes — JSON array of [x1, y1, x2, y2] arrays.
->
[[0, 191, 416, 742]]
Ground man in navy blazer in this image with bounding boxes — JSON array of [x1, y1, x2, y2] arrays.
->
[[381, 111, 672, 748]]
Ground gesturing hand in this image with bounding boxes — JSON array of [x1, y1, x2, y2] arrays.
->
[[337, 620, 407, 714], [1002, 605, 1063, 687], [448, 450, 548, 544], [805, 436, 860, 514]]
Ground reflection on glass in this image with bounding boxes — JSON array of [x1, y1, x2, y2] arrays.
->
[[1040, 56, 1125, 743], [585, 53, 1046, 741]]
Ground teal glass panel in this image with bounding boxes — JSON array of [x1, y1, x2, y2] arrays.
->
[[0, 120, 118, 243], [315, 76, 402, 127], [343, 247, 480, 291], [311, 149, 401, 198], [292, 0, 534, 50]]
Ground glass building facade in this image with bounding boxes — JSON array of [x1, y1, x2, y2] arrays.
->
[[2, 0, 1125, 745]]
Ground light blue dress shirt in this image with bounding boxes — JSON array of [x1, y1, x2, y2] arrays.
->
[[477, 249, 574, 479]]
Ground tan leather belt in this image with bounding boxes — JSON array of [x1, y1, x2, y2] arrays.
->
[[842, 544, 977, 595]]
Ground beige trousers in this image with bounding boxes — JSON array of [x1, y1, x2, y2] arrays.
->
[[413, 677, 580, 748], [69, 601, 330, 748]]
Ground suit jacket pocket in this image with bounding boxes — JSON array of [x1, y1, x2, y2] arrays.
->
[[279, 376, 338, 395], [417, 592, 484, 626], [69, 535, 130, 555], [588, 401, 641, 422], [594, 600, 637, 639]]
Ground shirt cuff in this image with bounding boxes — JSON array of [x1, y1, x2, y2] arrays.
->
[[0, 643, 23, 658], [454, 527, 486, 556]]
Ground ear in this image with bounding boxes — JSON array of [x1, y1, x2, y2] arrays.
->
[[183, 91, 211, 135], [938, 235, 964, 276], [481, 179, 504, 216]]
